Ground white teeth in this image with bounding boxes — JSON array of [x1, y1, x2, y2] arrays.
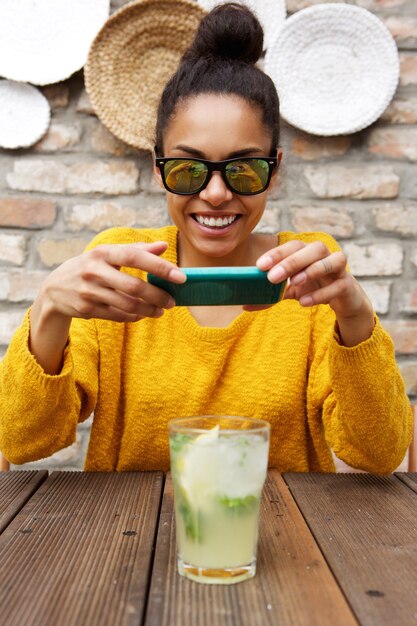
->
[[195, 215, 238, 227]]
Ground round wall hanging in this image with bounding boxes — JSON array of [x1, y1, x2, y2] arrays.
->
[[264, 3, 399, 135]]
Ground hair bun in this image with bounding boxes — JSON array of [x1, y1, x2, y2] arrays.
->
[[189, 2, 263, 64]]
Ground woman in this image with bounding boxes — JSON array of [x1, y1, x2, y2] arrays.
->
[[0, 3, 411, 472]]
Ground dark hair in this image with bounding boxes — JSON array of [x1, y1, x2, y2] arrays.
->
[[155, 2, 280, 154]]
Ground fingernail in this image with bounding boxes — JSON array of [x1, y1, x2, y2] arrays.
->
[[257, 255, 273, 270], [268, 265, 286, 282], [300, 295, 313, 307], [290, 272, 306, 286], [169, 268, 186, 282], [165, 298, 176, 309], [153, 308, 164, 317]]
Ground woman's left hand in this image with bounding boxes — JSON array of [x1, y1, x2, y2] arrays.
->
[[246, 239, 375, 347]]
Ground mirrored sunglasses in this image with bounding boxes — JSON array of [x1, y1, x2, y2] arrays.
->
[[155, 155, 278, 196]]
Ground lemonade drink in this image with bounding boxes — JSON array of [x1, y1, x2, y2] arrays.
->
[[169, 416, 270, 584]]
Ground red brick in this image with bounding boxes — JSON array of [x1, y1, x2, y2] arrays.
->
[[91, 124, 137, 157], [37, 238, 90, 268], [305, 165, 399, 199], [65, 201, 136, 232], [373, 204, 417, 236], [400, 53, 417, 86], [0, 270, 49, 302], [380, 96, 417, 124], [291, 206, 354, 238], [290, 135, 351, 161], [7, 160, 140, 195], [382, 321, 417, 354], [34, 122, 82, 152], [0, 197, 56, 228], [41, 84, 69, 110], [399, 282, 417, 314], [383, 16, 417, 48], [367, 128, 417, 161], [0, 310, 25, 346], [0, 233, 27, 265], [343, 242, 403, 276]]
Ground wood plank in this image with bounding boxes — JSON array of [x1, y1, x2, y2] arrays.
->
[[0, 470, 48, 534], [145, 472, 357, 626], [0, 471, 164, 626], [395, 472, 417, 494], [284, 472, 417, 626]]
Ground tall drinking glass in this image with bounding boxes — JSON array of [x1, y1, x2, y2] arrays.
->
[[169, 416, 270, 584]]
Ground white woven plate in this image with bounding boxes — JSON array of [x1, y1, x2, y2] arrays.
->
[[0, 0, 110, 85], [0, 80, 51, 149], [264, 3, 399, 136], [196, 0, 286, 50]]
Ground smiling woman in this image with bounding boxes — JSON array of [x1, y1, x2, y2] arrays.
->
[[0, 3, 412, 476]]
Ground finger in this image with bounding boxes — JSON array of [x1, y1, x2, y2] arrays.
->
[[266, 240, 331, 284], [79, 283, 174, 314], [290, 251, 347, 286], [257, 240, 306, 271], [72, 301, 163, 323], [92, 243, 186, 283], [298, 278, 349, 307]]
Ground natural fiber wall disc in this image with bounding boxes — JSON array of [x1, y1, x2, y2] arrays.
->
[[265, 3, 399, 136], [0, 80, 51, 149], [0, 0, 110, 85], [85, 0, 206, 151]]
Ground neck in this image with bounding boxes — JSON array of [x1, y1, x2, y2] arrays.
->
[[177, 232, 277, 268]]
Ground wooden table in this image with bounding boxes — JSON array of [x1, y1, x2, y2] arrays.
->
[[0, 470, 415, 626]]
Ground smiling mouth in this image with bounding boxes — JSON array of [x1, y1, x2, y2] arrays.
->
[[192, 214, 241, 228]]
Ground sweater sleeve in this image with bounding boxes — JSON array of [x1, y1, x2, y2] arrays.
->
[[307, 307, 413, 474], [280, 229, 412, 473], [0, 309, 99, 466]]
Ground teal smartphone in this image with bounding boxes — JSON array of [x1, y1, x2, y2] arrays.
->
[[147, 267, 286, 306]]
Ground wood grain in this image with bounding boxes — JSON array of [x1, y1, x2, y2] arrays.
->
[[0, 470, 47, 534], [395, 471, 417, 494], [144, 471, 357, 626], [284, 472, 417, 626], [0, 471, 163, 626]]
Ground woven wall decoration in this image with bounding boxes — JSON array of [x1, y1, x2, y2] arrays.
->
[[264, 3, 399, 136], [196, 0, 286, 51], [85, 0, 207, 151], [0, 80, 50, 149], [0, 0, 110, 85]]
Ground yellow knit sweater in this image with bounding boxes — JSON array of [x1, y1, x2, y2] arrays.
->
[[0, 226, 412, 472]]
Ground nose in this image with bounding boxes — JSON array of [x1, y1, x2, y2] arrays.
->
[[199, 171, 233, 206]]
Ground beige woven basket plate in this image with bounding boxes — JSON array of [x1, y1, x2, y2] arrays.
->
[[0, 80, 51, 149], [196, 0, 286, 50], [85, 0, 206, 152], [0, 0, 110, 86], [265, 3, 399, 136]]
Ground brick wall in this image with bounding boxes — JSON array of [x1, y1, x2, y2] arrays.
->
[[0, 0, 416, 470]]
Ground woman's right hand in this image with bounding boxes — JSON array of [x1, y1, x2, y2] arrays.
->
[[38, 241, 185, 323], [29, 241, 185, 374]]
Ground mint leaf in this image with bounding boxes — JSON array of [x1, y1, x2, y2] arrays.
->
[[170, 433, 192, 454], [219, 495, 258, 514]]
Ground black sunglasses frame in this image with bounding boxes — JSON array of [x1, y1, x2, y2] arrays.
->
[[154, 153, 278, 196]]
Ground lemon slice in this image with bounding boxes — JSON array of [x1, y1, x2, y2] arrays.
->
[[178, 425, 220, 512]]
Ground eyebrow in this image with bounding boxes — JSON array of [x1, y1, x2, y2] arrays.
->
[[172, 144, 265, 159]]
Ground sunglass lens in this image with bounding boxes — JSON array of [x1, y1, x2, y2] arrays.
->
[[225, 159, 269, 193], [164, 160, 208, 193]]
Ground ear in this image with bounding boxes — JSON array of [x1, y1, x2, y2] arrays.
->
[[152, 148, 165, 190], [270, 148, 283, 186]]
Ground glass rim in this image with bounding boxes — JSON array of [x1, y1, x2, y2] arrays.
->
[[168, 415, 270, 435]]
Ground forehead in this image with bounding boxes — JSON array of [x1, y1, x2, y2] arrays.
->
[[163, 93, 271, 158]]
